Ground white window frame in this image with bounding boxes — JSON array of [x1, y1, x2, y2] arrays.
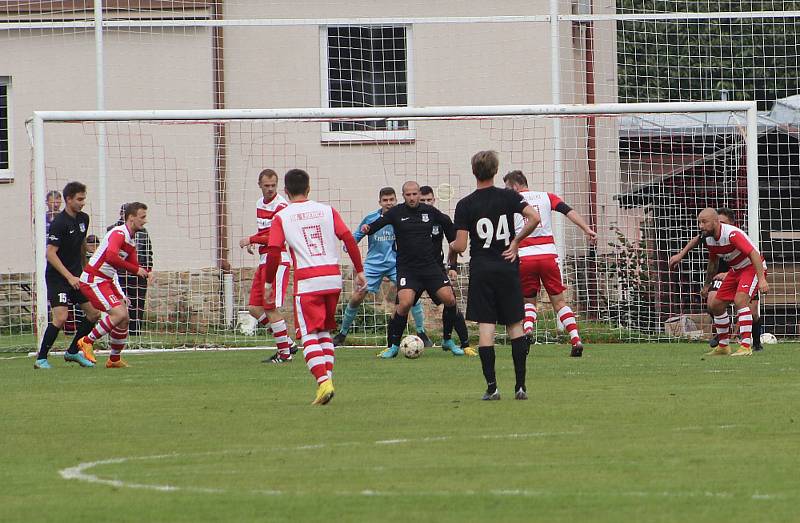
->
[[319, 24, 415, 144], [0, 77, 12, 180]]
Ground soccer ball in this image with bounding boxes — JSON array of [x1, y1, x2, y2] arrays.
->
[[237, 311, 257, 336], [399, 335, 424, 359], [760, 332, 778, 345]]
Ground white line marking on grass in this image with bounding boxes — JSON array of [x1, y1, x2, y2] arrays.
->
[[28, 346, 386, 358], [58, 432, 784, 501]]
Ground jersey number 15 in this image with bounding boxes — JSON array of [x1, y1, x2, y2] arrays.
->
[[476, 216, 511, 248]]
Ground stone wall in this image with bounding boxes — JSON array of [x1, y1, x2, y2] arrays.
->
[[0, 273, 35, 331]]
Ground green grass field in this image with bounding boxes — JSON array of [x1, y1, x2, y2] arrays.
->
[[2, 343, 799, 523]]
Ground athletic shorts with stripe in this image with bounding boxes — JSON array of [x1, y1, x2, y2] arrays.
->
[[714, 264, 766, 302], [79, 278, 124, 312], [293, 291, 340, 339], [249, 262, 290, 310], [519, 256, 566, 297]]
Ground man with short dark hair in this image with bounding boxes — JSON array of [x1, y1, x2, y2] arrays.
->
[[333, 187, 431, 348], [34, 182, 101, 369], [419, 185, 472, 354], [451, 151, 541, 400], [264, 168, 366, 405], [503, 170, 596, 357]]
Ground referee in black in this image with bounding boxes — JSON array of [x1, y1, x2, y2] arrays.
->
[[451, 151, 541, 400], [362, 181, 471, 358], [34, 182, 101, 369]]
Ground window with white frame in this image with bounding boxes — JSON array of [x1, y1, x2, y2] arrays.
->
[[322, 25, 414, 141], [0, 77, 10, 177]]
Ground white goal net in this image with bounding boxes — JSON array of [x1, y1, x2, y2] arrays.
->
[[28, 102, 759, 350]]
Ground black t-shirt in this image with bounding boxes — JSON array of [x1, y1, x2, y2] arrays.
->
[[46, 210, 90, 279], [454, 186, 528, 271], [368, 202, 455, 271], [431, 221, 445, 265]]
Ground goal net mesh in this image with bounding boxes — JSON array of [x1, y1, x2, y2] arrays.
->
[[30, 108, 756, 350]]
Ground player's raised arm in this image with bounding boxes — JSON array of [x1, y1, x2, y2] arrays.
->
[[668, 234, 702, 269]]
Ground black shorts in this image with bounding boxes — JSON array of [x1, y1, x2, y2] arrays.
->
[[466, 267, 524, 325], [397, 266, 452, 303], [46, 276, 88, 307]]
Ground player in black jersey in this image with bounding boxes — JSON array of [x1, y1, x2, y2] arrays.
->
[[34, 182, 101, 369], [419, 185, 473, 354], [363, 181, 472, 358], [668, 207, 763, 350], [451, 151, 541, 400]]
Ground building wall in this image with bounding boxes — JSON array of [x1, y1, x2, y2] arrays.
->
[[0, 0, 618, 275]]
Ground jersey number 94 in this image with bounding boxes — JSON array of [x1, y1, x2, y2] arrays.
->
[[476, 215, 511, 248]]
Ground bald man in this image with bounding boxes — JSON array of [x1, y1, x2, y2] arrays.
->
[[363, 181, 474, 358], [698, 208, 768, 356]]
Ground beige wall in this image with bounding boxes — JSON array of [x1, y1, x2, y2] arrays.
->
[[0, 0, 621, 275]]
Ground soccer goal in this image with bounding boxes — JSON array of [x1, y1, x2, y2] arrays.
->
[[29, 102, 759, 350]]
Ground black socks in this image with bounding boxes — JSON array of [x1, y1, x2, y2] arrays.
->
[[510, 336, 531, 391], [67, 318, 94, 354], [388, 313, 409, 347], [36, 324, 60, 360], [478, 346, 496, 392]]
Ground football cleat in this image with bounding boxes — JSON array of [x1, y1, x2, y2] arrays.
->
[[417, 331, 433, 348], [332, 332, 347, 347], [482, 389, 501, 401], [312, 380, 335, 405], [265, 352, 292, 364], [705, 346, 731, 356], [570, 343, 584, 358], [730, 348, 753, 357], [441, 339, 455, 352], [708, 335, 720, 348], [377, 345, 399, 359], [514, 387, 528, 400], [463, 346, 478, 357], [64, 351, 95, 367], [289, 342, 299, 355], [106, 358, 129, 368], [33, 359, 51, 370], [77, 337, 96, 363]]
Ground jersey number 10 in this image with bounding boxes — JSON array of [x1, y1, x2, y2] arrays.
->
[[476, 216, 511, 248]]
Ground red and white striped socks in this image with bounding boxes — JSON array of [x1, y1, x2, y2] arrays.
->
[[713, 313, 731, 347], [257, 314, 292, 359], [109, 326, 127, 361], [301, 333, 329, 384], [737, 307, 753, 350], [557, 306, 581, 346], [318, 331, 335, 380], [523, 303, 537, 335], [87, 315, 114, 342], [270, 319, 292, 358]]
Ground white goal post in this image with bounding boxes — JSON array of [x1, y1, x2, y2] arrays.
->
[[31, 101, 760, 348]]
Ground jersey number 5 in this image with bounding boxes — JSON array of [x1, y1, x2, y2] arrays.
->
[[302, 225, 326, 256], [476, 216, 511, 248]]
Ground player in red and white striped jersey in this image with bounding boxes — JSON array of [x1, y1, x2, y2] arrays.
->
[[264, 169, 366, 405], [699, 207, 769, 356], [78, 202, 151, 368], [238, 169, 296, 364], [503, 171, 597, 357]]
